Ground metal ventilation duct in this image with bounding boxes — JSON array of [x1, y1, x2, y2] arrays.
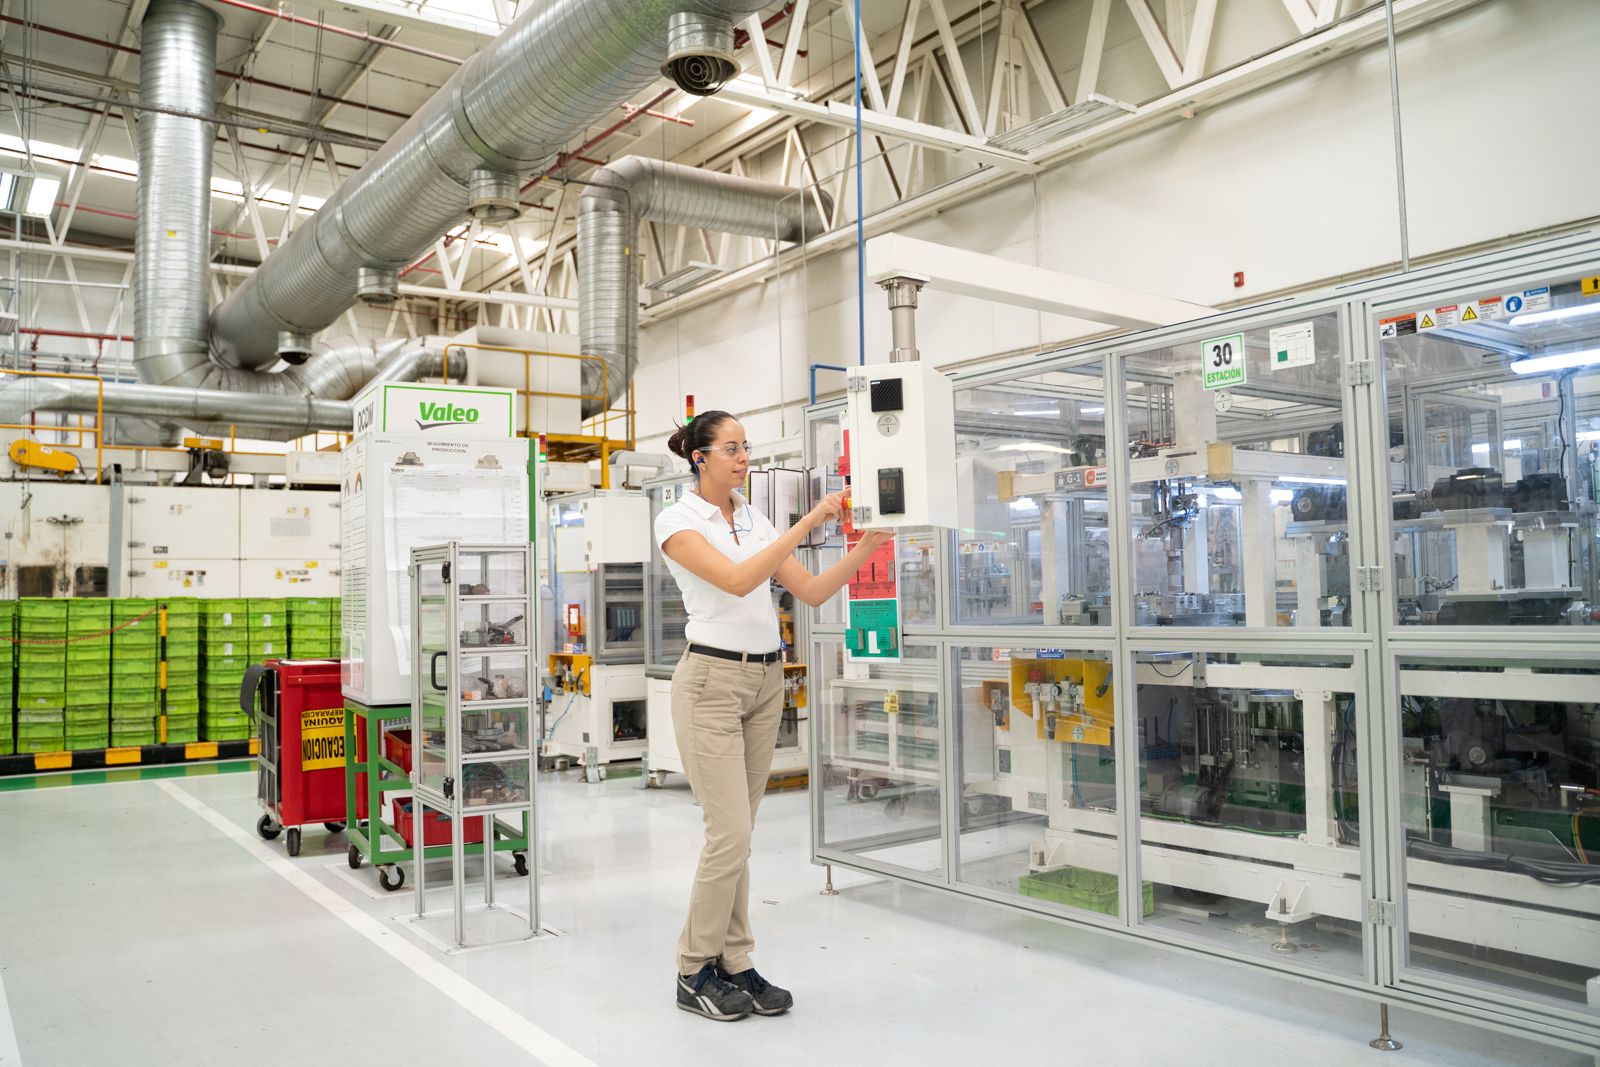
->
[[207, 0, 770, 372], [130, 0, 433, 426], [578, 157, 830, 417], [0, 342, 459, 435]]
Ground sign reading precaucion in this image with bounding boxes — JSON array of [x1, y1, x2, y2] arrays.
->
[[301, 707, 346, 770]]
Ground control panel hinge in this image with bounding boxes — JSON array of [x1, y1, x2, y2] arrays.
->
[[1366, 898, 1396, 926], [1345, 360, 1374, 386], [851, 505, 873, 525], [846, 374, 868, 393], [1358, 565, 1384, 592]]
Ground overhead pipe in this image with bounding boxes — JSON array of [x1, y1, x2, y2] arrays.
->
[[578, 156, 830, 417], [128, 0, 462, 425], [208, 0, 771, 372], [0, 342, 461, 435]]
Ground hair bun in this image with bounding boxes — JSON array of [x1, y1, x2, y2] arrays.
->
[[665, 423, 690, 458]]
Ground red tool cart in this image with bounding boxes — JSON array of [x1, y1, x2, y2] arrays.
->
[[249, 659, 349, 857]]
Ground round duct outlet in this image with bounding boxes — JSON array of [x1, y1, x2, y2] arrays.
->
[[662, 12, 738, 97], [468, 169, 521, 223], [356, 266, 400, 306]]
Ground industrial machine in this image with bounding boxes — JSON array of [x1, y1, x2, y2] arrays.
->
[[806, 245, 1600, 1051], [542, 490, 649, 773]]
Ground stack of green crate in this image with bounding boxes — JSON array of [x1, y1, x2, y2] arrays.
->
[[203, 598, 253, 741], [288, 597, 340, 659], [110, 599, 162, 747], [0, 600, 14, 756], [15, 598, 67, 754], [64, 599, 111, 751], [161, 599, 202, 744]]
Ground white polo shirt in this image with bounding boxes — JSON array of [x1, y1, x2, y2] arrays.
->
[[654, 488, 782, 654]]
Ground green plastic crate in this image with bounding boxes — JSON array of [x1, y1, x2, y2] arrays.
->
[[17, 737, 66, 754], [1017, 867, 1154, 918], [19, 598, 68, 620], [110, 726, 156, 747], [113, 629, 161, 651], [16, 706, 63, 722], [18, 691, 67, 710], [166, 685, 202, 706], [111, 703, 160, 723], [248, 640, 287, 659], [111, 663, 160, 684], [165, 718, 200, 744], [112, 597, 156, 617], [17, 720, 67, 741], [63, 698, 107, 717], [65, 730, 109, 752], [17, 659, 64, 679]]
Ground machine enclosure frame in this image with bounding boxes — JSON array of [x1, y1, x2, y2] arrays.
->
[[802, 232, 1600, 1055]]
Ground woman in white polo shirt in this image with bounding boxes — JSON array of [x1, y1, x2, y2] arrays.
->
[[655, 409, 889, 1022]]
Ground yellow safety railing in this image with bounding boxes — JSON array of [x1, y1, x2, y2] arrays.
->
[[441, 341, 636, 449]]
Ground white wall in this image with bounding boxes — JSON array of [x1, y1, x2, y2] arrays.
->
[[630, 0, 1600, 452]]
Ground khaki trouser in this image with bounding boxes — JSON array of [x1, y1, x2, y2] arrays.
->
[[671, 650, 784, 976]]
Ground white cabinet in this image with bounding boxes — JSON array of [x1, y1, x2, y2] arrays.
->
[[126, 486, 240, 558], [127, 558, 240, 597], [239, 558, 339, 597], [239, 489, 340, 559]]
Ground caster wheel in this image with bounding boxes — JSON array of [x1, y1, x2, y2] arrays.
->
[[513, 852, 529, 877], [884, 798, 905, 819], [324, 822, 346, 833], [256, 814, 281, 841], [347, 844, 363, 870], [378, 865, 406, 892], [286, 828, 302, 857]]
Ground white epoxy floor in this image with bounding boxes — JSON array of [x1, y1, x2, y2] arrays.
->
[[0, 764, 1588, 1067]]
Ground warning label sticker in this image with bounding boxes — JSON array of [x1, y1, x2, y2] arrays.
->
[[301, 707, 346, 770], [1379, 314, 1417, 339], [1474, 295, 1503, 321]]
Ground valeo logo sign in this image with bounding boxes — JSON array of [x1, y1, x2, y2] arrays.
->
[[415, 400, 480, 431]]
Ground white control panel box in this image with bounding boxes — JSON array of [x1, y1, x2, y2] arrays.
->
[[341, 382, 528, 708], [578, 493, 650, 567], [845, 362, 956, 529]]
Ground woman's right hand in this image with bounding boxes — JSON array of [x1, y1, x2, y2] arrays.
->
[[807, 490, 850, 529]]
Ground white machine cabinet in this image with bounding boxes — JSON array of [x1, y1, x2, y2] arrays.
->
[[341, 381, 528, 708]]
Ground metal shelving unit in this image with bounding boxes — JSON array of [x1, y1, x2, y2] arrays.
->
[[409, 541, 539, 949]]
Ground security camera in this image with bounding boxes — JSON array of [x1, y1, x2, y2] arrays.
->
[[662, 13, 738, 97]]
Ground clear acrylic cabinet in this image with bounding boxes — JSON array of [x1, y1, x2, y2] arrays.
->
[[410, 541, 539, 948]]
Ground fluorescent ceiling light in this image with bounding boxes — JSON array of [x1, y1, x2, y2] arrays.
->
[[987, 93, 1136, 154], [22, 176, 58, 217], [92, 154, 138, 180], [1080, 406, 1104, 416], [994, 442, 1076, 455], [1510, 348, 1600, 375], [0, 134, 81, 162], [1577, 430, 1600, 442], [647, 260, 726, 295], [1470, 439, 1523, 453], [1508, 302, 1600, 328], [1277, 475, 1345, 486]]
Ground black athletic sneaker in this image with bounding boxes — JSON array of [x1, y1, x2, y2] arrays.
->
[[716, 964, 793, 1016], [677, 963, 755, 1021]]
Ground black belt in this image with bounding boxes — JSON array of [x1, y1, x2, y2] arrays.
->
[[688, 643, 781, 665]]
